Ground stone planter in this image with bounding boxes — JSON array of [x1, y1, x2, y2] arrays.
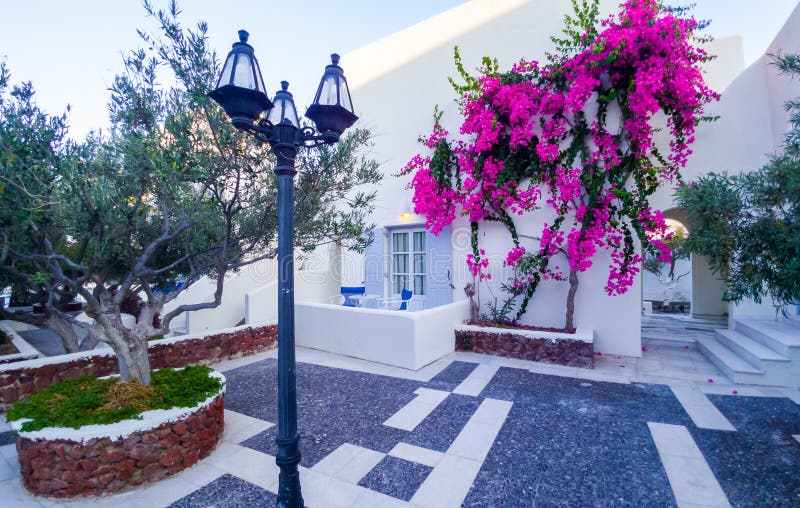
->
[[10, 371, 226, 498], [455, 323, 595, 368]]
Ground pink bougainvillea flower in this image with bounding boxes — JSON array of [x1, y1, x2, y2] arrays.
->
[[402, 0, 717, 326], [708, 378, 714, 383], [732, 390, 738, 395]]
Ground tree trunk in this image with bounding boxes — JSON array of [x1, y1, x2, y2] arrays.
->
[[45, 315, 81, 353], [91, 309, 152, 386], [564, 267, 579, 331], [110, 338, 151, 385]]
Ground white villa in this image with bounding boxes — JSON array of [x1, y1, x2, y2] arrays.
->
[[168, 0, 800, 385]]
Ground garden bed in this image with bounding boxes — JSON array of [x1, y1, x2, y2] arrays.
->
[[9, 367, 226, 497], [455, 322, 594, 368]]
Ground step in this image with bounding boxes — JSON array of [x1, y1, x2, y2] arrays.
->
[[735, 318, 800, 357], [715, 328, 789, 369], [696, 336, 764, 384]]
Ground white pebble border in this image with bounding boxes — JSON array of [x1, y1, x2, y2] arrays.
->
[[9, 370, 226, 443], [456, 323, 594, 343]]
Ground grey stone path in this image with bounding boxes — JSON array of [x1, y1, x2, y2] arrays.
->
[[0, 332, 797, 507]]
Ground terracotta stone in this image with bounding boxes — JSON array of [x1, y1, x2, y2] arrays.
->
[[455, 329, 594, 368]]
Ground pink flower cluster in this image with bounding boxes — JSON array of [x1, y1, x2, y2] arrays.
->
[[403, 0, 717, 299]]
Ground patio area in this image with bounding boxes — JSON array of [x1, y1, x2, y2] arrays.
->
[[0, 330, 797, 508]]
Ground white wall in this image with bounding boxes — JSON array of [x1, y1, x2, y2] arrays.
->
[[335, 0, 799, 354], [245, 269, 340, 326], [295, 300, 470, 369], [174, 259, 278, 335], [339, 0, 648, 355], [642, 258, 692, 303]]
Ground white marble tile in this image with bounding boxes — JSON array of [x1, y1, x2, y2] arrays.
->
[[784, 387, 800, 405], [0, 456, 17, 482], [648, 422, 731, 508], [174, 461, 225, 487], [576, 369, 632, 384], [410, 454, 482, 508], [794, 434, 800, 444], [350, 488, 413, 508], [311, 443, 385, 484], [452, 364, 499, 396], [446, 398, 512, 461], [300, 468, 367, 508], [388, 442, 444, 468], [223, 409, 274, 444], [669, 384, 736, 431], [528, 362, 580, 378], [384, 389, 449, 431], [0, 477, 45, 507], [211, 444, 280, 492]]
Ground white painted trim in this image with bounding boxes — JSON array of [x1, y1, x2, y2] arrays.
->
[[455, 323, 594, 343], [9, 370, 226, 443], [0, 321, 276, 373], [0, 321, 42, 362]]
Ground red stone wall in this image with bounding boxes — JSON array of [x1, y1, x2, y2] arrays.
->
[[456, 329, 595, 368], [17, 392, 224, 497], [0, 325, 277, 409]]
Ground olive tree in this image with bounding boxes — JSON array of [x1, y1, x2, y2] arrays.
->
[[0, 2, 380, 384]]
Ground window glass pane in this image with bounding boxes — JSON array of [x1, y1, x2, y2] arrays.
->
[[393, 275, 409, 294], [414, 253, 425, 274], [393, 254, 408, 274], [392, 232, 408, 252], [413, 232, 425, 251], [317, 75, 338, 106], [340, 80, 353, 111], [232, 54, 256, 89], [253, 59, 266, 93], [218, 55, 235, 87], [414, 275, 426, 295]]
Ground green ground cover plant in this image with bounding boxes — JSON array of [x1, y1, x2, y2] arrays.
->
[[7, 365, 223, 432]]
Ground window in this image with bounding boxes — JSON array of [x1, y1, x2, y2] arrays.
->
[[391, 229, 426, 295]]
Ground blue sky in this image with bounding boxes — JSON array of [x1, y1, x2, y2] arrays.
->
[[0, 0, 797, 139]]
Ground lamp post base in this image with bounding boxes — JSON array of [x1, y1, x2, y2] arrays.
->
[[275, 434, 303, 507]]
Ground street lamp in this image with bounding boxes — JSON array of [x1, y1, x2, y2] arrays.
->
[[209, 30, 358, 508]]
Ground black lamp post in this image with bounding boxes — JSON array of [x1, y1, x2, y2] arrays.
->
[[209, 30, 358, 508]]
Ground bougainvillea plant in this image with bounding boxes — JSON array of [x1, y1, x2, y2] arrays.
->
[[400, 0, 719, 330]]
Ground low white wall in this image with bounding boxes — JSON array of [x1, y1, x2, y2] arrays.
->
[[178, 259, 277, 335], [245, 270, 339, 326], [295, 300, 470, 370]]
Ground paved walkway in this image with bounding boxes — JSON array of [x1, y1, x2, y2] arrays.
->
[[0, 342, 797, 507]]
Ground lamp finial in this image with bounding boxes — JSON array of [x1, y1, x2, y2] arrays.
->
[[281, 80, 289, 91], [238, 30, 249, 43], [330, 53, 340, 66]]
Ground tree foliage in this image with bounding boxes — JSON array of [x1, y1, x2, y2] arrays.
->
[[677, 53, 800, 311], [0, 1, 381, 384]]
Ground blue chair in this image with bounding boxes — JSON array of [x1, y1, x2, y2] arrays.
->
[[398, 288, 413, 311], [379, 288, 414, 311], [338, 286, 366, 307]]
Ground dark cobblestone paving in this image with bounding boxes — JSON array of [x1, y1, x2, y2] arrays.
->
[[462, 369, 693, 507], [170, 474, 278, 507], [690, 395, 800, 508], [358, 456, 432, 501]]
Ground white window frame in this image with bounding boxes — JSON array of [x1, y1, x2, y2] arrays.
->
[[390, 228, 427, 297]]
